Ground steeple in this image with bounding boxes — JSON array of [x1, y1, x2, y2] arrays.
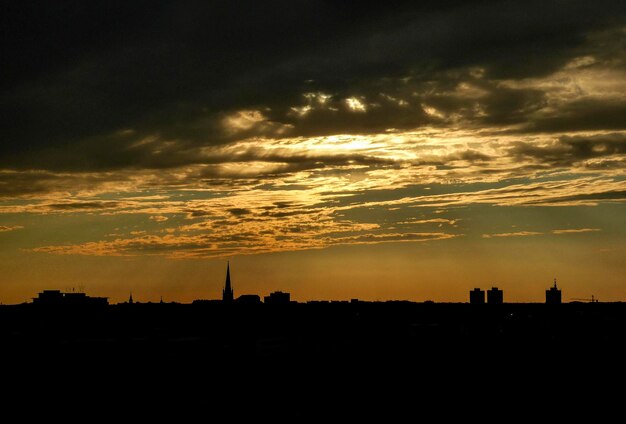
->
[[553, 278, 558, 289], [222, 261, 234, 302], [129, 292, 133, 304]]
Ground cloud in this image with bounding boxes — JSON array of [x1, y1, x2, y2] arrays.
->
[[524, 99, 626, 133], [509, 133, 626, 167], [1, 2, 625, 171], [31, 226, 458, 259], [327, 232, 458, 246], [397, 218, 457, 225], [406, 178, 626, 208], [482, 231, 542, 238], [551, 228, 601, 234], [149, 215, 168, 222], [482, 228, 603, 238], [8, 166, 621, 258], [0, 225, 23, 232], [1, 3, 625, 260], [47, 201, 122, 211], [227, 208, 251, 217], [0, 169, 141, 200]]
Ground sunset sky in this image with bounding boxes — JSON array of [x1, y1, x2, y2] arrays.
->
[[1, 1, 625, 304]]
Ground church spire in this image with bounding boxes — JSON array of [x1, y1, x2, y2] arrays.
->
[[222, 261, 234, 302]]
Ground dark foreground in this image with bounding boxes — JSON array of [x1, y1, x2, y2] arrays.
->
[[2, 301, 625, 405], [2, 301, 624, 361]]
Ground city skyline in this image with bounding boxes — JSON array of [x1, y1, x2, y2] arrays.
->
[[3, 263, 597, 305], [1, 2, 625, 304]]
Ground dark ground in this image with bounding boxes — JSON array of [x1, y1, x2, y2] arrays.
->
[[1, 301, 624, 405]]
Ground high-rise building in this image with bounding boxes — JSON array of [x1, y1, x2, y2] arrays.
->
[[487, 287, 503, 304], [469, 288, 485, 304], [546, 278, 562, 304], [222, 261, 234, 302]]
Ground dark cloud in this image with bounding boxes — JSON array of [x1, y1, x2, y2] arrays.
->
[[1, 1, 625, 171], [48, 201, 122, 210], [0, 170, 129, 199], [451, 150, 493, 162], [479, 87, 547, 126], [272, 201, 298, 209], [227, 208, 251, 217], [532, 190, 626, 205], [0, 171, 65, 198], [184, 209, 213, 219], [523, 99, 626, 133], [261, 209, 319, 218], [510, 133, 626, 166], [224, 151, 397, 167], [584, 158, 626, 170], [276, 97, 431, 137]]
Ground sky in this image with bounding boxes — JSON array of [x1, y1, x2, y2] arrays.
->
[[1, 1, 625, 304]]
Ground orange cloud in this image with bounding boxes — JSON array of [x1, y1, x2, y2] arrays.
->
[[482, 231, 542, 238], [552, 228, 601, 234], [0, 225, 23, 232]]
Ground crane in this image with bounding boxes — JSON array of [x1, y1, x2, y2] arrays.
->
[[570, 295, 598, 303]]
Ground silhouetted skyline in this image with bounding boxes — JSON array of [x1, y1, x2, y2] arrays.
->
[[3, 286, 624, 370], [10, 263, 611, 306], [0, 261, 612, 305]]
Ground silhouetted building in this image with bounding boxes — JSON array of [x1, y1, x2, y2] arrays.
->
[[129, 292, 134, 304], [33, 290, 108, 306], [546, 278, 562, 304], [487, 287, 503, 304], [34, 290, 64, 304], [264, 291, 290, 305], [236, 294, 261, 305], [470, 288, 485, 304], [222, 261, 234, 302]]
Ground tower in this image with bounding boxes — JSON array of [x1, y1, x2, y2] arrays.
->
[[129, 292, 133, 304], [546, 278, 562, 304], [487, 287, 503, 304], [222, 261, 234, 302], [469, 288, 485, 304]]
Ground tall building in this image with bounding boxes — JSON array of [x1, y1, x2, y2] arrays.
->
[[546, 278, 562, 304], [487, 287, 503, 304], [469, 288, 485, 304], [222, 261, 234, 302]]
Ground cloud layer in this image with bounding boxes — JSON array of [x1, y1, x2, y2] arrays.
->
[[1, 2, 625, 258]]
